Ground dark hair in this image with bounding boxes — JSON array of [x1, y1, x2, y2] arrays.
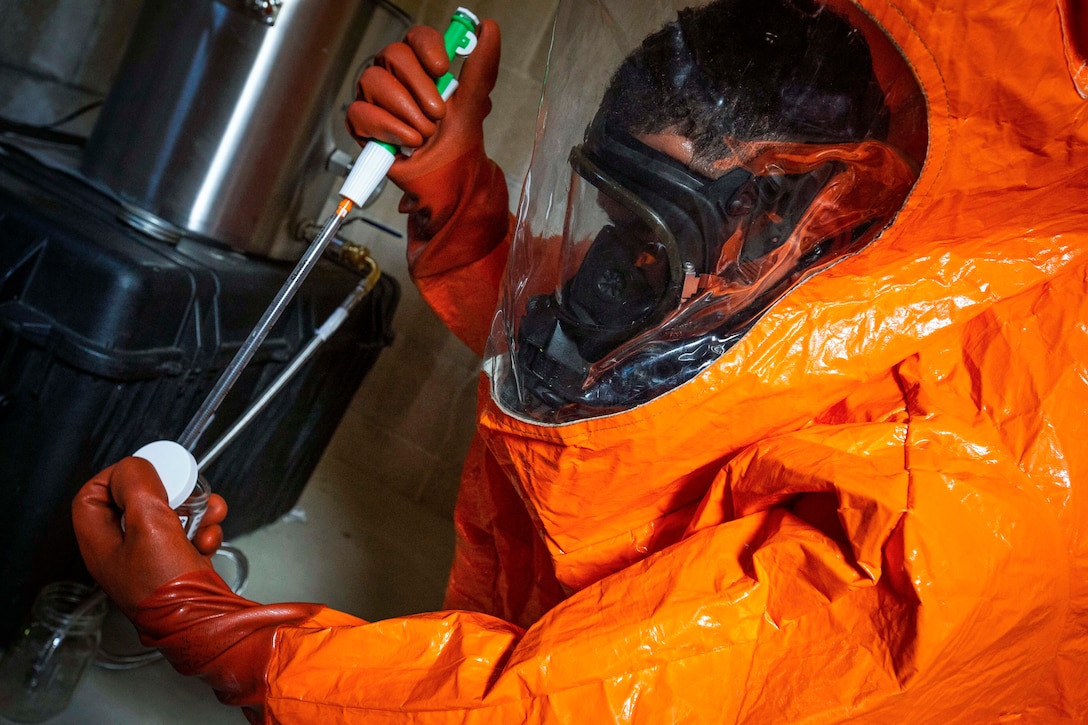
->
[[597, 0, 889, 165]]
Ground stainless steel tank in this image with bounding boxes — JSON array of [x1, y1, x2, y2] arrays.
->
[[81, 0, 411, 260]]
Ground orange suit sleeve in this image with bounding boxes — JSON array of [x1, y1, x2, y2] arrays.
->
[[257, 415, 1070, 723], [401, 146, 513, 357]]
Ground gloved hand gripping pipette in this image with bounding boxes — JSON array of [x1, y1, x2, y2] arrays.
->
[[97, 4, 481, 571], [139, 7, 481, 501]]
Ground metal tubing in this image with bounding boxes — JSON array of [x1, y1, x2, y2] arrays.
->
[[177, 200, 352, 451]]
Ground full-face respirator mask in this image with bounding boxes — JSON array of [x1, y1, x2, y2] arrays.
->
[[514, 118, 841, 410]]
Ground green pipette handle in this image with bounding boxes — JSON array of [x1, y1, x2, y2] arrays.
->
[[373, 8, 480, 155]]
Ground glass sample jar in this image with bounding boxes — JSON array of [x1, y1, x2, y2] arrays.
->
[[0, 582, 108, 722], [177, 474, 211, 540], [117, 473, 209, 539]]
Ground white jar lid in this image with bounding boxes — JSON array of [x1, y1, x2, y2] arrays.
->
[[132, 440, 198, 510]]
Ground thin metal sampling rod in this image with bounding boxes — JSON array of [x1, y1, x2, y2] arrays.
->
[[176, 198, 354, 451]]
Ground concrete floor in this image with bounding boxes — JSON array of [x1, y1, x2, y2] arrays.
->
[[16, 403, 460, 724], [6, 302, 463, 723]]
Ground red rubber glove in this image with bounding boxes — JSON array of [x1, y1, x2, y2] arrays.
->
[[345, 19, 509, 278], [72, 457, 217, 613], [72, 458, 322, 721], [195, 491, 227, 554]]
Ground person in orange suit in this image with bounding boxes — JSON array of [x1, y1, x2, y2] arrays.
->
[[72, 0, 1088, 721]]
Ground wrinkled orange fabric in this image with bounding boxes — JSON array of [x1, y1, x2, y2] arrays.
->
[[254, 1, 1088, 722]]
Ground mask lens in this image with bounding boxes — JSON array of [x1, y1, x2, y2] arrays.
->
[[556, 151, 681, 361]]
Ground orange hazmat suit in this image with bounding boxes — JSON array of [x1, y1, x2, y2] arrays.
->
[[72, 0, 1088, 722]]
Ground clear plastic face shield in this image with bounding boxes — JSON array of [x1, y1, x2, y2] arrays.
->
[[487, 0, 928, 425]]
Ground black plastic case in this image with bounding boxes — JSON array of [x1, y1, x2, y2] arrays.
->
[[0, 147, 399, 642]]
